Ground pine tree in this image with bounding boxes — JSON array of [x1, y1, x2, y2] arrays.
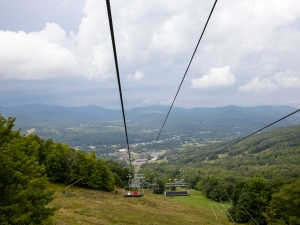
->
[[0, 116, 56, 224]]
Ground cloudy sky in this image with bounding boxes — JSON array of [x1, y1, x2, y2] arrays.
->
[[0, 0, 300, 109]]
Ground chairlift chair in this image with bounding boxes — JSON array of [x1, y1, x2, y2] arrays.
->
[[123, 174, 144, 198], [164, 181, 189, 197], [148, 183, 159, 191], [123, 186, 144, 198], [148, 178, 159, 191]]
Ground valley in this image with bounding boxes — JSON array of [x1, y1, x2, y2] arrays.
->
[[1, 104, 300, 224]]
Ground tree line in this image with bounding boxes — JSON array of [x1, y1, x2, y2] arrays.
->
[[140, 124, 300, 224], [195, 174, 300, 224], [0, 116, 131, 224]]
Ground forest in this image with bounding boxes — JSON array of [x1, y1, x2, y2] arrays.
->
[[0, 116, 130, 224], [1, 104, 300, 160], [139, 124, 300, 224], [1, 114, 300, 224]]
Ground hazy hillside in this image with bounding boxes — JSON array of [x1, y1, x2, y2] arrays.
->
[[138, 124, 300, 224], [1, 104, 299, 151], [1, 104, 298, 123], [141, 124, 300, 181]]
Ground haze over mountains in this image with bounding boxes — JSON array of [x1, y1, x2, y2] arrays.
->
[[1, 104, 299, 149], [1, 103, 299, 123]]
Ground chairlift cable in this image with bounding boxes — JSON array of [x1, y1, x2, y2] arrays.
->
[[106, 0, 133, 174], [240, 204, 259, 225], [221, 203, 235, 224], [149, 0, 218, 157], [189, 108, 300, 164]]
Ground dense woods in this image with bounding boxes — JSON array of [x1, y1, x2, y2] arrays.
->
[[1, 112, 300, 224], [0, 117, 56, 224], [0, 116, 130, 224], [140, 124, 300, 224]]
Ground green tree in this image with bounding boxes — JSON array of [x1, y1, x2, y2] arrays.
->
[[78, 151, 115, 191], [107, 160, 130, 187], [196, 175, 229, 201], [231, 175, 269, 225], [45, 142, 70, 183], [152, 179, 165, 194], [266, 177, 300, 225], [0, 116, 56, 224]]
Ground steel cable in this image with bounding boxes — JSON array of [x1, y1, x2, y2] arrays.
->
[[149, 0, 219, 157], [106, 0, 133, 174]]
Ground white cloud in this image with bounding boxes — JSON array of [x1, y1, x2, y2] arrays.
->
[[1, 0, 300, 108], [0, 0, 114, 81], [191, 66, 236, 89], [0, 25, 80, 80], [158, 99, 173, 105], [37, 23, 68, 44], [238, 77, 278, 93], [238, 70, 300, 93], [142, 99, 157, 105], [142, 98, 173, 105], [128, 70, 144, 80], [273, 70, 300, 89]]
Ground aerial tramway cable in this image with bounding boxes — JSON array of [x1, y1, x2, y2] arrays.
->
[[149, 0, 219, 158], [201, 108, 300, 161], [106, 0, 133, 174], [185, 108, 300, 164], [103, 1, 300, 211]]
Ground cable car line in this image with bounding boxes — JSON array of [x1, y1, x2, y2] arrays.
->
[[105, 0, 298, 191], [149, 0, 219, 158], [106, 0, 133, 174], [190, 108, 300, 163], [240, 204, 259, 225]]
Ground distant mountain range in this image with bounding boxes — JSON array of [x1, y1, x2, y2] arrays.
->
[[1, 103, 299, 124], [1, 104, 300, 146]]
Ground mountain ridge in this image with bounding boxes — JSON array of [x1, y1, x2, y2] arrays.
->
[[1, 104, 299, 148], [1, 103, 297, 119]]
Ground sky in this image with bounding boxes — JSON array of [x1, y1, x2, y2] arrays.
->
[[0, 0, 300, 109]]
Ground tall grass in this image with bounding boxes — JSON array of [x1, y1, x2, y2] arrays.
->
[[49, 183, 233, 224]]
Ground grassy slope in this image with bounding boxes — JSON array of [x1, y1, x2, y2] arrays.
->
[[49, 183, 233, 225]]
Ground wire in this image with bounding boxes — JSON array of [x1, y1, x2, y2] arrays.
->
[[221, 203, 235, 224], [149, 0, 219, 157], [106, 0, 133, 174], [240, 204, 259, 225], [209, 202, 218, 219], [204, 108, 300, 160]]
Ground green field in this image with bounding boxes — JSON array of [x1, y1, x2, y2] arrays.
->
[[49, 183, 234, 224]]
